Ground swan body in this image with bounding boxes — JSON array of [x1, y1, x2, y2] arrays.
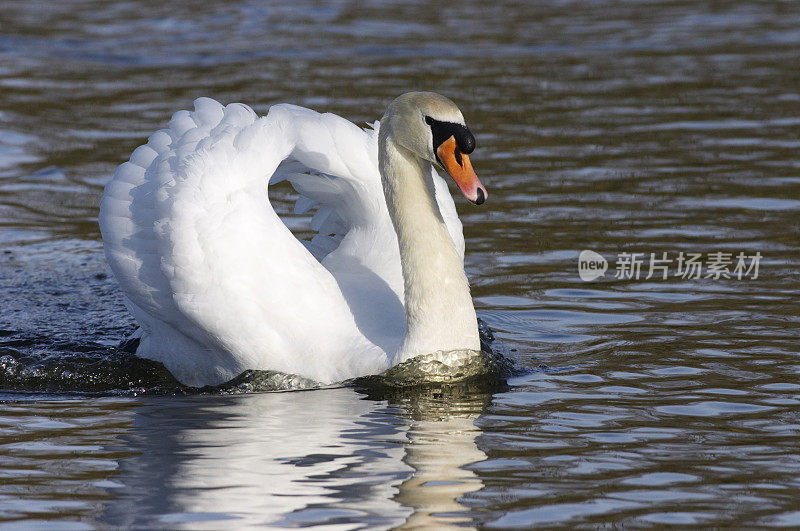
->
[[99, 92, 487, 386]]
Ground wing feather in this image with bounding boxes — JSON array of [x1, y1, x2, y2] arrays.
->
[[100, 98, 466, 386]]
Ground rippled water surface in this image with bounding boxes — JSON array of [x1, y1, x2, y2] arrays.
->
[[2, 0, 799, 527]]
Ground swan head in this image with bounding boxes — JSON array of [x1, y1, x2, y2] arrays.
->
[[383, 92, 487, 205]]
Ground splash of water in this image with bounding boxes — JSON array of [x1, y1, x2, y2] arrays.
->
[[0, 319, 515, 396]]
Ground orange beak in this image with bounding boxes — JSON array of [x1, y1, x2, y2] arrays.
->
[[436, 136, 487, 204]]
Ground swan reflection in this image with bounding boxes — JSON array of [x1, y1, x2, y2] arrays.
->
[[392, 394, 488, 529], [102, 384, 493, 528]]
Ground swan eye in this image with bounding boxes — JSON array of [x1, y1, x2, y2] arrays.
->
[[424, 116, 475, 156]]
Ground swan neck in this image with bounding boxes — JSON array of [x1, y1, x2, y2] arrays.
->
[[379, 131, 479, 362]]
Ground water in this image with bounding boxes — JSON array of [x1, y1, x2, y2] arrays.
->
[[1, 0, 799, 527]]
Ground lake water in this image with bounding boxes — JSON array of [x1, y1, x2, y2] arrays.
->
[[2, 0, 799, 527]]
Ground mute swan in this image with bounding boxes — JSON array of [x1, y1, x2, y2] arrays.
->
[[99, 92, 488, 387]]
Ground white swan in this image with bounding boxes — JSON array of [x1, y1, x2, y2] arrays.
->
[[99, 92, 488, 387]]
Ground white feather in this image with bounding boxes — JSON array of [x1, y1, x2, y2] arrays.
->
[[100, 97, 469, 386]]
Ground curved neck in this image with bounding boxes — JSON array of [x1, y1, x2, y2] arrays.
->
[[379, 131, 479, 363]]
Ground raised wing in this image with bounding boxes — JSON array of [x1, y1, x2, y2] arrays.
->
[[99, 98, 465, 385]]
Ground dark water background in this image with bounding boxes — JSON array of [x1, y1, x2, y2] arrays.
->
[[1, 0, 799, 527]]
